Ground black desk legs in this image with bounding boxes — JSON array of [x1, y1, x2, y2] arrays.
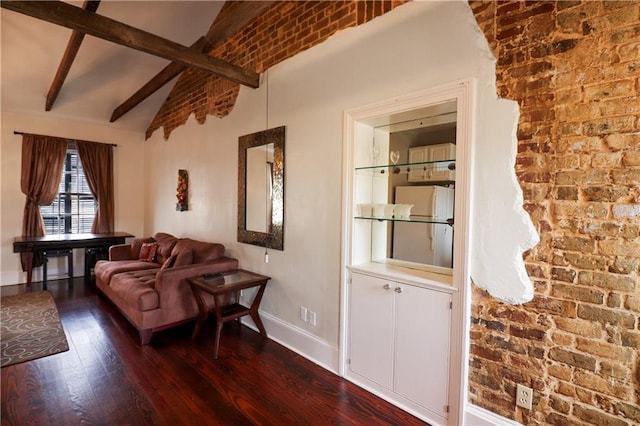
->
[[14, 233, 132, 289], [24, 251, 34, 291], [43, 250, 73, 291], [84, 247, 108, 282]]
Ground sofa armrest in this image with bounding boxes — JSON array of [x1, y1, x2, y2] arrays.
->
[[109, 244, 133, 261], [155, 257, 239, 306]]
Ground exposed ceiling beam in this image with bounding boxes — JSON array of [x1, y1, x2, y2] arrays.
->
[[1, 1, 259, 90], [110, 1, 275, 123], [45, 0, 101, 111]]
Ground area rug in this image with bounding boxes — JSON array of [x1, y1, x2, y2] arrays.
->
[[1, 291, 69, 367]]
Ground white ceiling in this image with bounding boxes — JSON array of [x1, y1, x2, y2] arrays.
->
[[1, 1, 223, 132]]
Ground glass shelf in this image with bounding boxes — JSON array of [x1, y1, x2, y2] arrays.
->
[[355, 159, 455, 175], [355, 216, 454, 226]]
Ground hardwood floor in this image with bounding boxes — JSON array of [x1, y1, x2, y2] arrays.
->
[[1, 278, 427, 425]]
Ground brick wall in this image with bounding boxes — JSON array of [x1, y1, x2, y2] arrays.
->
[[146, 0, 406, 140], [469, 1, 639, 425]]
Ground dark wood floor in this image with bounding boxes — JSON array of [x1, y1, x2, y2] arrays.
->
[[1, 278, 427, 425]]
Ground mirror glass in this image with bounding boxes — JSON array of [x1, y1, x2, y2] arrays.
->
[[238, 126, 285, 250], [246, 143, 274, 232]]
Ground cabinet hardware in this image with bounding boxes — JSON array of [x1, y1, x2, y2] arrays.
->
[[395, 287, 403, 293], [383, 284, 391, 290]]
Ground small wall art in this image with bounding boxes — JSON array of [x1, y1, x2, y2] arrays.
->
[[176, 169, 188, 211]]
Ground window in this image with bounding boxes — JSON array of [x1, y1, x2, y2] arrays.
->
[[40, 144, 96, 234]]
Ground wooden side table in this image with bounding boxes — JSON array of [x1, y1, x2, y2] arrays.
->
[[188, 269, 271, 359]]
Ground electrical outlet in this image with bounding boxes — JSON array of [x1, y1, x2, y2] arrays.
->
[[516, 384, 533, 410], [300, 306, 308, 322], [309, 311, 317, 326]]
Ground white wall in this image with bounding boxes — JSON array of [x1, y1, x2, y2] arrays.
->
[[0, 110, 146, 284], [144, 0, 538, 367]]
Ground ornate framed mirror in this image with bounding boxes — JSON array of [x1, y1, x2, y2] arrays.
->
[[237, 126, 285, 250]]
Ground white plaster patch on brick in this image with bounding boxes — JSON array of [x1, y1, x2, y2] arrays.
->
[[460, 1, 539, 305], [468, 73, 539, 304], [468, 5, 497, 64], [612, 203, 640, 219]]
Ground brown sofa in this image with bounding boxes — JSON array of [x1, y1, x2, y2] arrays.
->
[[94, 232, 238, 344]]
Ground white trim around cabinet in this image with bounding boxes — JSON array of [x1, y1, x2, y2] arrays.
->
[[340, 80, 476, 425]]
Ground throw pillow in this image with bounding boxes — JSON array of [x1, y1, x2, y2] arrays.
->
[[160, 254, 176, 271], [131, 237, 155, 259], [138, 242, 158, 262]]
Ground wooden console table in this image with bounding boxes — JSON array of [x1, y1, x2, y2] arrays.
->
[[13, 232, 133, 288], [188, 269, 271, 359]]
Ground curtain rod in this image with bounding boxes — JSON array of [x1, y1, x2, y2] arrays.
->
[[13, 131, 118, 147]]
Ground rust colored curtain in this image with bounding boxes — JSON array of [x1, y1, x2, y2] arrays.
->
[[76, 140, 114, 233], [20, 134, 67, 270]]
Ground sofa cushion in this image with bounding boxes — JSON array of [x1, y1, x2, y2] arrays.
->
[[95, 259, 160, 285], [172, 238, 224, 264], [173, 249, 193, 267], [154, 233, 178, 264], [138, 242, 158, 262], [109, 269, 160, 312], [160, 255, 176, 270]]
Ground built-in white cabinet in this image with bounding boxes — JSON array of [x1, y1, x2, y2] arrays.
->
[[408, 143, 456, 182], [348, 271, 452, 424], [344, 85, 472, 426]]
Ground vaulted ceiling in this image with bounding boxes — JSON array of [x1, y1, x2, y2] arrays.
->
[[0, 1, 245, 132]]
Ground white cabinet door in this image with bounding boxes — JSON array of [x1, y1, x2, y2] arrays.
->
[[408, 143, 455, 182], [394, 284, 452, 417], [408, 146, 428, 182], [349, 272, 453, 421], [428, 143, 456, 181], [349, 273, 394, 389]]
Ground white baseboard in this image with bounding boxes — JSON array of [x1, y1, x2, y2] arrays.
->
[[241, 310, 340, 374], [465, 404, 522, 426], [1, 251, 87, 286], [1, 271, 26, 286]]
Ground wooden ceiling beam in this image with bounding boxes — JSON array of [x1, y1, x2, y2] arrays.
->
[[1, 1, 259, 90], [45, 0, 101, 111], [110, 1, 275, 123]]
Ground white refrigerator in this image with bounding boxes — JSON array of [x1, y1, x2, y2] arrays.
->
[[392, 185, 454, 267]]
